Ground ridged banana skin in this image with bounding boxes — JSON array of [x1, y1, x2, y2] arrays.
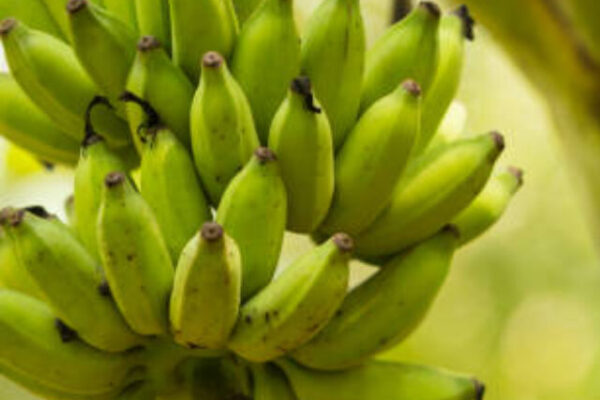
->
[[231, 0, 300, 142], [268, 78, 334, 233], [135, 0, 171, 53], [97, 172, 175, 336], [277, 358, 484, 400], [300, 0, 365, 148], [292, 229, 456, 370], [453, 166, 523, 245], [251, 364, 298, 400], [360, 2, 440, 112], [354, 132, 504, 258], [169, 0, 238, 82], [216, 148, 287, 300], [228, 234, 352, 362], [0, 19, 131, 147], [0, 73, 79, 166], [140, 128, 211, 262], [318, 80, 421, 237], [102, 0, 139, 31], [191, 52, 260, 204], [0, 0, 65, 40], [232, 0, 262, 26], [0, 227, 45, 300], [169, 223, 241, 349]]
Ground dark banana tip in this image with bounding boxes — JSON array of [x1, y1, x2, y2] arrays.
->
[[98, 280, 112, 297], [453, 5, 475, 41], [508, 166, 524, 186], [291, 76, 322, 113], [442, 224, 461, 239], [201, 222, 224, 242], [333, 233, 354, 253], [138, 35, 161, 52], [419, 1, 441, 18], [105, 171, 126, 188], [402, 79, 422, 96], [473, 379, 486, 400], [203, 51, 224, 68], [255, 147, 277, 163], [82, 132, 104, 148], [0, 18, 17, 36], [55, 319, 79, 343], [66, 0, 87, 13], [0, 208, 25, 227], [24, 206, 52, 219], [0, 207, 15, 226], [490, 131, 505, 152]]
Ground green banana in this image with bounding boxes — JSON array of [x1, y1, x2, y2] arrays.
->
[[354, 131, 505, 258], [0, 226, 44, 300], [102, 0, 138, 31], [190, 51, 260, 204], [278, 358, 484, 400], [361, 1, 440, 112], [0, 18, 131, 146], [452, 166, 523, 245], [300, 0, 365, 148], [0, 0, 65, 40], [268, 77, 334, 233], [169, 222, 241, 349], [216, 147, 287, 300], [251, 363, 298, 400], [231, 0, 300, 141], [318, 80, 422, 237], [292, 228, 456, 370], [135, 0, 170, 53], [0, 73, 79, 166], [97, 171, 175, 336], [191, 357, 252, 399], [169, 0, 238, 82], [228, 233, 352, 362], [232, 0, 263, 26], [41, 0, 76, 42], [415, 5, 475, 153]]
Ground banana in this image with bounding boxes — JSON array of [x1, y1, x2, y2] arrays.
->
[[41, 0, 76, 42], [232, 0, 263, 26], [300, 0, 365, 148], [169, 222, 241, 349], [318, 80, 422, 237], [0, 0, 65, 40], [414, 5, 475, 153], [169, 0, 238, 82], [216, 147, 287, 300], [354, 131, 505, 258], [0, 18, 131, 147], [360, 1, 440, 112], [452, 166, 523, 245], [98, 171, 175, 336], [102, 0, 138, 31], [135, 0, 170, 53], [190, 51, 260, 204], [0, 73, 79, 166], [1, 208, 143, 352], [228, 233, 352, 362], [191, 357, 252, 399], [292, 228, 457, 370], [231, 0, 300, 141], [0, 225, 44, 300], [251, 363, 298, 400], [268, 77, 334, 233], [277, 358, 485, 400]]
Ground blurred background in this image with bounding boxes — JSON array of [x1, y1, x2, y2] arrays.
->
[[1, 1, 599, 399]]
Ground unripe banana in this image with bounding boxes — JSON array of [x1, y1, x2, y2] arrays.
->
[[231, 0, 300, 141], [292, 228, 457, 370], [278, 358, 485, 400], [0, 225, 44, 300], [319, 80, 422, 237], [135, 0, 170, 53], [191, 357, 252, 399], [191, 52, 260, 204], [97, 171, 175, 336], [228, 233, 352, 362], [268, 77, 334, 233], [251, 363, 298, 400], [361, 2, 440, 112], [0, 73, 79, 166], [169, 222, 241, 349], [102, 0, 138, 31], [232, 0, 262, 26], [169, 0, 238, 82], [300, 0, 365, 148], [216, 148, 287, 300], [0, 0, 65, 40], [354, 131, 505, 258], [41, 0, 78, 42]]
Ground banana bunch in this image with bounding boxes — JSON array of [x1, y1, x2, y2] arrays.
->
[[0, 1, 523, 399]]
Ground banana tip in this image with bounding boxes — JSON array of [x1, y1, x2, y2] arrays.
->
[[333, 233, 354, 253], [66, 0, 87, 13], [105, 171, 126, 188], [402, 80, 422, 96], [201, 222, 224, 242], [442, 224, 461, 239], [490, 131, 505, 151], [453, 5, 475, 41], [203, 52, 224, 68], [473, 379, 486, 400], [419, 1, 441, 18], [55, 319, 79, 343], [291, 76, 322, 113], [508, 166, 524, 186], [24, 206, 52, 219], [255, 147, 277, 163], [138, 36, 161, 52], [0, 208, 24, 227], [0, 18, 17, 36], [82, 133, 104, 148]]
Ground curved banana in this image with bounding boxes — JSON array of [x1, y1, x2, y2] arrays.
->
[[190, 51, 260, 204], [0, 226, 44, 300], [0, 0, 65, 40], [169, 0, 238, 81], [102, 0, 138, 31], [170, 222, 241, 349], [135, 0, 170, 53], [300, 0, 365, 148], [232, 0, 262, 26], [354, 131, 505, 258], [292, 228, 457, 370], [216, 147, 286, 300], [318, 80, 422, 237], [251, 363, 298, 400], [268, 77, 334, 233], [228, 233, 352, 362], [97, 171, 175, 336], [231, 0, 300, 141], [361, 1, 440, 112]]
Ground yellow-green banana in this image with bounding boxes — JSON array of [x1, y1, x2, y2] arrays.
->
[[354, 132, 505, 258], [135, 0, 170, 53], [277, 358, 484, 400], [231, 0, 300, 141], [102, 0, 138, 31], [169, 0, 238, 82], [41, 0, 77, 42], [0, 226, 44, 300], [190, 51, 260, 204], [216, 148, 287, 300], [268, 77, 334, 233], [300, 0, 365, 148], [228, 233, 352, 362], [292, 228, 456, 370], [169, 222, 241, 349], [318, 80, 422, 237], [232, 0, 262, 26], [97, 171, 175, 336], [0, 0, 65, 40], [361, 2, 440, 112], [251, 363, 298, 400]]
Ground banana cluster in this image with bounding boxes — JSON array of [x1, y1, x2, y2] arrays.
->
[[0, 1, 522, 399]]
